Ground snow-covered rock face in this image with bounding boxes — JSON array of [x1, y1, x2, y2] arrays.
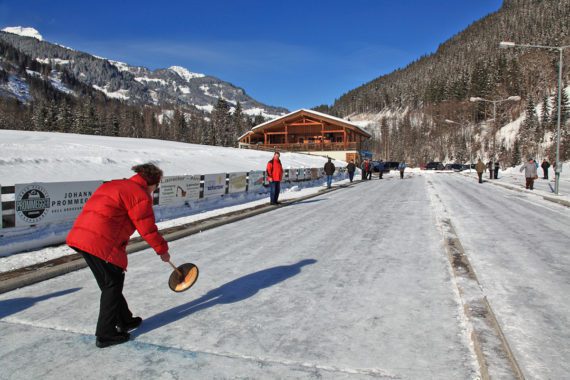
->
[[1, 26, 43, 41], [169, 65, 205, 81]]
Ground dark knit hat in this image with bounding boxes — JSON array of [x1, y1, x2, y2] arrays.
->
[[131, 163, 163, 186]]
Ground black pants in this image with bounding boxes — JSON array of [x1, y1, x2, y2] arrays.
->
[[400, 170, 404, 179], [477, 172, 483, 183], [80, 251, 133, 338]]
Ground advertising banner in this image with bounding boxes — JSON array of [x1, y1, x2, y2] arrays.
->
[[15, 180, 102, 226], [228, 172, 247, 194], [297, 168, 305, 181], [288, 169, 298, 182], [248, 170, 266, 192], [0, 184, 2, 229], [310, 168, 320, 180], [159, 175, 201, 205], [203, 173, 227, 198]]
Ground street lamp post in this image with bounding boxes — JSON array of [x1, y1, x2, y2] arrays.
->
[[470, 96, 521, 179], [500, 41, 569, 195], [445, 119, 473, 172]]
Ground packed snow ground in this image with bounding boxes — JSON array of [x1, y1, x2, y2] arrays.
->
[[1, 171, 569, 379], [1, 129, 569, 272], [1, 131, 569, 378], [0, 130, 348, 260]]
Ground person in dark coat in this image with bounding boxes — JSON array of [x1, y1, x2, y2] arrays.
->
[[347, 160, 356, 182], [494, 161, 500, 179], [266, 151, 283, 204], [541, 159, 550, 179], [361, 159, 370, 181], [324, 157, 336, 189], [378, 160, 385, 179], [487, 161, 493, 179], [66, 163, 170, 348]]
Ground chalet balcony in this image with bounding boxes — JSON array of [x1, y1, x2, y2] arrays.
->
[[238, 141, 361, 152]]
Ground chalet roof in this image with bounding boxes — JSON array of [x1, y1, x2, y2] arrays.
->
[[238, 109, 372, 140]]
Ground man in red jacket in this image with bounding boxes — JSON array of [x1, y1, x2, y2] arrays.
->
[[67, 163, 170, 348], [266, 151, 283, 205]]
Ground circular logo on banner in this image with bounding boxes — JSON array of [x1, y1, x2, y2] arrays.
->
[[16, 184, 51, 224]]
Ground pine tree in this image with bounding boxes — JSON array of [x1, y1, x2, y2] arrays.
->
[[519, 97, 538, 158], [211, 97, 232, 146], [512, 138, 522, 166]]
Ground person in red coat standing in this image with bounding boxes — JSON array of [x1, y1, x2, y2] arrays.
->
[[66, 163, 170, 348], [266, 151, 283, 205]]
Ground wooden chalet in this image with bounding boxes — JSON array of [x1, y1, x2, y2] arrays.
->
[[237, 109, 371, 162]]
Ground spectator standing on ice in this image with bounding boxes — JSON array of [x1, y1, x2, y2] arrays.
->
[[494, 161, 500, 179], [66, 163, 170, 348], [324, 157, 336, 189], [361, 159, 370, 181], [475, 159, 486, 184], [378, 160, 385, 179], [347, 159, 356, 182], [520, 158, 538, 190], [267, 151, 284, 204], [541, 159, 550, 179], [398, 161, 406, 179]]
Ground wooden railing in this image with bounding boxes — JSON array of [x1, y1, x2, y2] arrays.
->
[[239, 142, 360, 152]]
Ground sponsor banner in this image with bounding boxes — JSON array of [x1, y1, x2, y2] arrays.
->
[[248, 171, 265, 192], [288, 169, 298, 182], [0, 184, 2, 229], [297, 169, 305, 180], [228, 172, 247, 194], [203, 173, 226, 198], [310, 168, 320, 180], [15, 180, 102, 226], [159, 175, 201, 205]]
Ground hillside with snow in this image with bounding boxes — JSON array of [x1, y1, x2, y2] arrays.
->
[[0, 27, 287, 119], [0, 130, 344, 185]]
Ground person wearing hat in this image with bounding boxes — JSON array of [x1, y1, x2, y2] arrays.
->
[[67, 163, 170, 348], [324, 157, 336, 189], [519, 158, 538, 190]]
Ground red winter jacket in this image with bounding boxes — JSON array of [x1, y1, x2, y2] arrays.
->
[[66, 174, 168, 270], [266, 158, 283, 182]]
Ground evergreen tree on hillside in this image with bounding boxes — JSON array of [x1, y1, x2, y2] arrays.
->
[[211, 97, 231, 146], [519, 97, 538, 158], [512, 138, 521, 166]]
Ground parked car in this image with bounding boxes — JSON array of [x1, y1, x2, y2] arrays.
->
[[384, 161, 400, 171], [444, 163, 465, 171], [426, 162, 444, 170], [371, 161, 390, 173]]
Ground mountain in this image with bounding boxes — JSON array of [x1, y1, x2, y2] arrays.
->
[[318, 0, 569, 166], [0, 27, 287, 119]]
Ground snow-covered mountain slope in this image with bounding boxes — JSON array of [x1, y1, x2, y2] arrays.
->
[[0, 27, 287, 118]]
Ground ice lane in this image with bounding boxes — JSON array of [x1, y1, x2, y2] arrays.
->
[[0, 174, 479, 379], [429, 173, 570, 380]]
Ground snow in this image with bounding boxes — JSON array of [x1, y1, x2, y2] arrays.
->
[[169, 65, 205, 81], [134, 76, 167, 85], [1, 26, 43, 41], [92, 84, 130, 100], [195, 104, 214, 113], [0, 129, 347, 260], [35, 58, 71, 66], [3, 75, 32, 103], [1, 131, 569, 378], [108, 60, 130, 72]]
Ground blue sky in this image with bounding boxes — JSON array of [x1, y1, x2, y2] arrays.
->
[[0, 0, 502, 110]]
